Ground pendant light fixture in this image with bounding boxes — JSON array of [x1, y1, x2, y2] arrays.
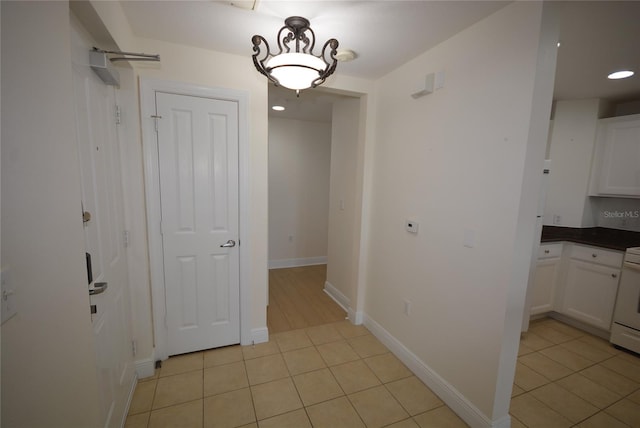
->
[[252, 16, 339, 93]]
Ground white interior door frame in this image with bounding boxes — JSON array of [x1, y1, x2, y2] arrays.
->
[[140, 78, 251, 361]]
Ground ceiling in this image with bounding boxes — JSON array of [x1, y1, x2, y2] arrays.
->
[[553, 1, 640, 102], [120, 0, 640, 120]]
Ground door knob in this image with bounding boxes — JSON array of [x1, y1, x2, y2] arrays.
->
[[220, 240, 236, 248], [89, 282, 108, 295]]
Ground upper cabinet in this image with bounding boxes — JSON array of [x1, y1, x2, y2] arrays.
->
[[589, 113, 640, 198]]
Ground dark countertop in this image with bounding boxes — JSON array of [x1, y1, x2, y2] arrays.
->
[[541, 226, 640, 252]]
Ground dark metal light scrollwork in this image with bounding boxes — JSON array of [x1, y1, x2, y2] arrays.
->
[[252, 16, 339, 92]]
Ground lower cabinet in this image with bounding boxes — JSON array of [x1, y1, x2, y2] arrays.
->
[[559, 246, 622, 331], [529, 242, 624, 333], [530, 252, 561, 315]]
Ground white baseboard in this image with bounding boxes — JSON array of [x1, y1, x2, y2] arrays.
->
[[363, 314, 501, 428], [250, 327, 269, 345], [323, 282, 364, 326], [324, 281, 350, 312], [135, 351, 157, 380], [348, 308, 364, 325], [268, 256, 327, 269]]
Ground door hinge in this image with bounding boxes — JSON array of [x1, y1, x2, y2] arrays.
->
[[132, 340, 137, 357], [159, 221, 164, 235], [123, 230, 130, 248], [115, 105, 122, 125], [151, 115, 162, 132]]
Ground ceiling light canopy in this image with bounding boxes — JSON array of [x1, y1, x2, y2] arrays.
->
[[607, 70, 635, 80], [252, 16, 339, 93]]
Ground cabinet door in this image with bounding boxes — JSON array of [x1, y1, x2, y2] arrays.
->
[[597, 117, 640, 196], [530, 257, 560, 315], [561, 260, 620, 331]]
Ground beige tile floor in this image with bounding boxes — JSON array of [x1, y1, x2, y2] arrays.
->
[[126, 317, 640, 428], [125, 320, 467, 428], [512, 317, 640, 427]]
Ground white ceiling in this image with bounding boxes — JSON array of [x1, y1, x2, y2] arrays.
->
[[553, 1, 640, 102], [120, 0, 640, 120], [120, 0, 509, 79]]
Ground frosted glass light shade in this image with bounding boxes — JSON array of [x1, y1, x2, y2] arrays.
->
[[266, 53, 327, 90], [607, 70, 634, 80]]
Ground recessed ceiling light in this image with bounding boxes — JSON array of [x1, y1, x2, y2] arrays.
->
[[607, 70, 634, 80], [272, 105, 285, 111]]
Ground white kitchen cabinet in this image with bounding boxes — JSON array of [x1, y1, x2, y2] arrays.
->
[[590, 113, 640, 197], [530, 243, 562, 315], [560, 245, 622, 331]]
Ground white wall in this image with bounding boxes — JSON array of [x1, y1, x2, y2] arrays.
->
[[544, 99, 607, 227], [363, 2, 555, 424], [1, 2, 102, 426], [590, 197, 640, 232], [268, 117, 331, 268], [326, 98, 362, 311], [1, 1, 3, 417], [615, 99, 640, 116]]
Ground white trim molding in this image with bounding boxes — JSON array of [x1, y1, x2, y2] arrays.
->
[[134, 353, 157, 380], [121, 376, 138, 428], [348, 308, 364, 325], [323, 281, 350, 312], [139, 78, 251, 359], [363, 314, 502, 428], [250, 327, 269, 345], [324, 281, 365, 325], [269, 256, 327, 269]]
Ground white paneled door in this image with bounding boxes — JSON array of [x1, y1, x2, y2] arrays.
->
[[72, 38, 134, 428], [155, 92, 240, 356]]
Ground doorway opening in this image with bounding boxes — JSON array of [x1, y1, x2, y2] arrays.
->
[[266, 84, 365, 333]]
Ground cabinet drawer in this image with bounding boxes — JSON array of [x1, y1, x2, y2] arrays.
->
[[538, 243, 563, 259], [570, 245, 623, 268]]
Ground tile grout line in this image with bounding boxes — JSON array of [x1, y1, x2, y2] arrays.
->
[[242, 353, 260, 427], [514, 320, 640, 428], [133, 316, 637, 428]]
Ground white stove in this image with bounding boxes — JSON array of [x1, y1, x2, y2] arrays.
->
[[610, 247, 640, 354]]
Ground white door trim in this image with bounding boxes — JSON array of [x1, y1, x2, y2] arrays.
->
[[140, 78, 251, 360]]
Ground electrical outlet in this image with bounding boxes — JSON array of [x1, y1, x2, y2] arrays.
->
[[553, 215, 562, 225]]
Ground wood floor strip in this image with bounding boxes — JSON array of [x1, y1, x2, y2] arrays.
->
[[267, 265, 346, 334]]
